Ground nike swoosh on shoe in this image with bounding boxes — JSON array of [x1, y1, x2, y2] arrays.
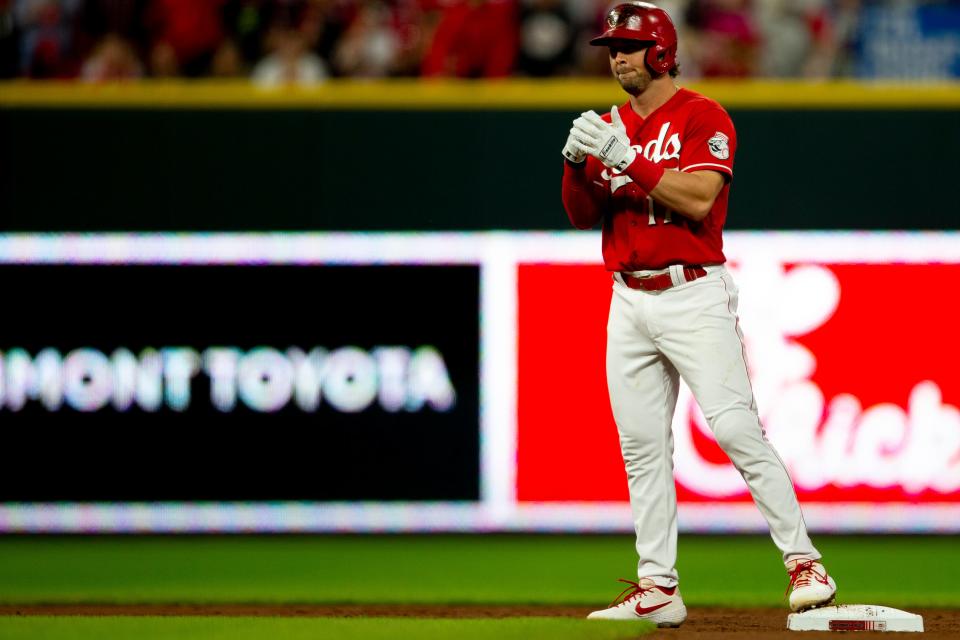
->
[[635, 601, 671, 615]]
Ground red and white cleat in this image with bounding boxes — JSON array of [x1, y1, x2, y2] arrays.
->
[[587, 578, 687, 627], [786, 559, 837, 612]]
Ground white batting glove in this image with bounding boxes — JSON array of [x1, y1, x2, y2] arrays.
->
[[562, 131, 589, 164], [570, 106, 636, 171]]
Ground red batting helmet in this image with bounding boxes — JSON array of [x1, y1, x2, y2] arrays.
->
[[590, 2, 678, 77]]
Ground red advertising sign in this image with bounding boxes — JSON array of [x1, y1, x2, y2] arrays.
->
[[517, 262, 960, 506]]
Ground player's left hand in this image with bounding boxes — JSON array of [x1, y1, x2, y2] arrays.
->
[[571, 106, 637, 172]]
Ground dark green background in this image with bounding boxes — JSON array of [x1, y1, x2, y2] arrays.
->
[[2, 108, 956, 231]]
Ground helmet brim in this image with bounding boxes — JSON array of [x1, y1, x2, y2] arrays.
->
[[589, 28, 657, 47]]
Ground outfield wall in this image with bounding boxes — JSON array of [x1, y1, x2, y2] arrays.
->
[[2, 80, 960, 232], [0, 231, 958, 533]]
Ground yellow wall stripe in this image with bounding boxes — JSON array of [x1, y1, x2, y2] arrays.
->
[[2, 79, 959, 110]]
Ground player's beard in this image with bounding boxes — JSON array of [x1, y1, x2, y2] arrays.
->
[[613, 66, 651, 96]]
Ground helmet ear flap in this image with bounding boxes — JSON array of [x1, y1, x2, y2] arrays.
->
[[644, 40, 677, 76]]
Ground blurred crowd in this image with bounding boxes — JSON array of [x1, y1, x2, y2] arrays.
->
[[0, 0, 957, 84]]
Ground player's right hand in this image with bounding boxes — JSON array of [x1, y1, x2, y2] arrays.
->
[[562, 130, 589, 164]]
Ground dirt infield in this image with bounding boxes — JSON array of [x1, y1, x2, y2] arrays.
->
[[0, 605, 956, 638]]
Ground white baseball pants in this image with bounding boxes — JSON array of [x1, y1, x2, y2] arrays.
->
[[606, 265, 820, 586]]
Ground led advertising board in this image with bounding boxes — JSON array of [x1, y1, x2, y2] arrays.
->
[[0, 232, 957, 532], [0, 262, 480, 503]]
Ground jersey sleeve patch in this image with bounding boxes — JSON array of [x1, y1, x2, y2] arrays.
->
[[707, 132, 730, 160]]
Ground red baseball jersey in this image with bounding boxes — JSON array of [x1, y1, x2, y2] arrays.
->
[[562, 88, 737, 271]]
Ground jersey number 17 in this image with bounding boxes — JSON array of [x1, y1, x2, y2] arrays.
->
[[647, 195, 673, 226]]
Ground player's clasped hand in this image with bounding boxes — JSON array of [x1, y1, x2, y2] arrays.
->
[[562, 130, 589, 164], [568, 106, 637, 172]]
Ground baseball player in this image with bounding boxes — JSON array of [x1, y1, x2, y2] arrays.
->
[[561, 2, 837, 627]]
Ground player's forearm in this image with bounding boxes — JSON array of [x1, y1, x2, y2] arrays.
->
[[563, 183, 604, 229], [647, 170, 723, 222], [562, 161, 604, 229], [618, 152, 722, 221]]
